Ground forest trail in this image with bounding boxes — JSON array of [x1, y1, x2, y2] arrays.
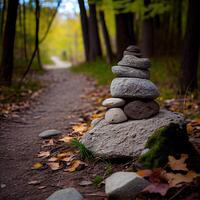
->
[[0, 68, 100, 200], [43, 56, 72, 70]]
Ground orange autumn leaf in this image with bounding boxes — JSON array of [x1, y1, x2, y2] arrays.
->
[[168, 154, 189, 171], [65, 160, 87, 172], [137, 169, 153, 177]]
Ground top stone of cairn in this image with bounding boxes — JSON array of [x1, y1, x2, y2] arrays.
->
[[123, 45, 142, 57]]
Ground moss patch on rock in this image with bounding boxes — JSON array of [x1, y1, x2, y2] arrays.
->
[[138, 123, 192, 169]]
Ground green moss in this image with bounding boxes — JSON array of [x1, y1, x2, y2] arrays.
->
[[139, 123, 190, 169]]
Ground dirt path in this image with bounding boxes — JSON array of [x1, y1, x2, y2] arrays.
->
[[0, 67, 105, 200]]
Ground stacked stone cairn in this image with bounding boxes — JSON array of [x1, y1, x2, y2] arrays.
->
[[102, 45, 160, 123]]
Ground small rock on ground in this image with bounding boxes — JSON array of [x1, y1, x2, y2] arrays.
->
[[39, 129, 62, 138], [105, 172, 150, 200], [46, 188, 83, 200]]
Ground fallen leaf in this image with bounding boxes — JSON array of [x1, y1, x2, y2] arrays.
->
[[65, 160, 87, 172], [168, 154, 189, 171], [48, 157, 58, 162], [59, 136, 74, 143], [28, 180, 40, 185], [137, 169, 153, 177], [143, 183, 170, 196], [31, 162, 43, 170], [47, 162, 60, 171], [37, 151, 50, 158], [72, 123, 88, 134], [166, 171, 200, 187]]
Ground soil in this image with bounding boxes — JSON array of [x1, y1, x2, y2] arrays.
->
[[0, 68, 112, 200]]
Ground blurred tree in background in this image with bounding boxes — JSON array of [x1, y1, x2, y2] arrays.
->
[[0, 0, 199, 93]]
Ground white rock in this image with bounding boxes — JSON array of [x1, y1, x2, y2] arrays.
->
[[46, 188, 83, 200], [39, 129, 61, 138], [105, 172, 150, 199], [102, 98, 125, 108], [110, 78, 160, 99], [105, 108, 128, 124]]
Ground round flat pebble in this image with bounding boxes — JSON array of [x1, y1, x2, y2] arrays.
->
[[112, 66, 149, 79], [39, 129, 62, 138], [118, 55, 150, 69], [102, 98, 125, 108]]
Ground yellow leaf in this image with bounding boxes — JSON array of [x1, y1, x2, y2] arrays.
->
[[72, 123, 88, 134], [59, 136, 74, 143], [47, 162, 60, 171], [31, 162, 43, 170], [65, 160, 87, 172], [168, 154, 189, 171], [37, 151, 50, 158]]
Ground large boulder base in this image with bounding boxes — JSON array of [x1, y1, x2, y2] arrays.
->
[[81, 110, 185, 159]]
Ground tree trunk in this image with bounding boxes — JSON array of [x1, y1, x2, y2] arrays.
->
[[23, 0, 28, 59], [0, 0, 6, 37], [88, 3, 102, 61], [180, 0, 200, 93], [99, 10, 113, 64], [141, 0, 153, 57], [0, 0, 19, 86], [78, 0, 90, 62], [115, 12, 136, 60]]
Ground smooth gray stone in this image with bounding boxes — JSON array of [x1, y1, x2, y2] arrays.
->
[[126, 45, 141, 53], [112, 66, 149, 79], [39, 129, 61, 138], [46, 188, 83, 200], [105, 108, 128, 124], [81, 110, 185, 158], [118, 55, 150, 69], [102, 97, 125, 108], [110, 78, 160, 99], [124, 100, 159, 119], [105, 172, 150, 199]]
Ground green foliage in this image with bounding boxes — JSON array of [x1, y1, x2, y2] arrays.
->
[[93, 175, 104, 187], [138, 123, 190, 169], [71, 138, 94, 160], [71, 59, 115, 85]]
